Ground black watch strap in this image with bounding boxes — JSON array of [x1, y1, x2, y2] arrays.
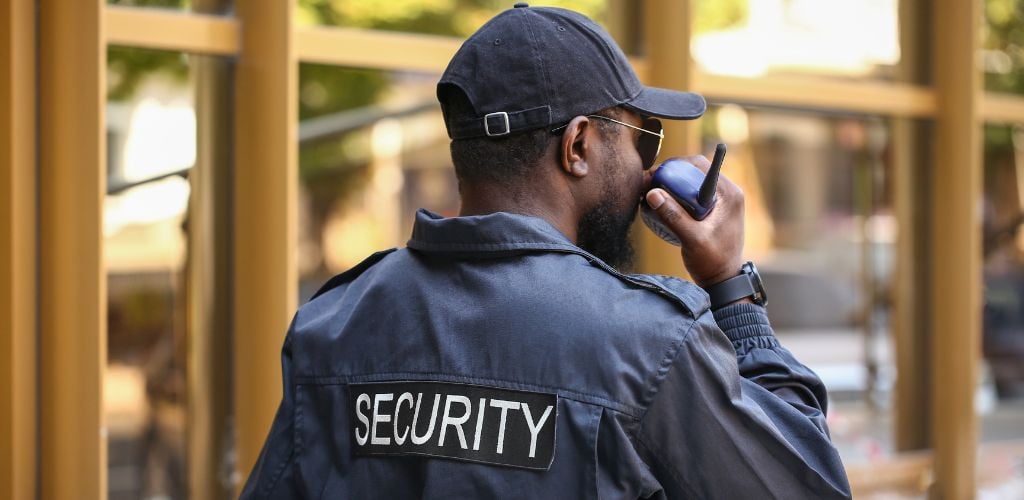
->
[[703, 261, 766, 310], [705, 273, 757, 310]]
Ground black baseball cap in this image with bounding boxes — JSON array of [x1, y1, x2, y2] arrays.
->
[[437, 2, 706, 140]]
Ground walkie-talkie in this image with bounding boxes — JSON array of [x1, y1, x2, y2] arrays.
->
[[641, 143, 727, 246]]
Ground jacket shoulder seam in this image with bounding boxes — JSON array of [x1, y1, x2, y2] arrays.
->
[[636, 317, 701, 419], [308, 248, 398, 301]]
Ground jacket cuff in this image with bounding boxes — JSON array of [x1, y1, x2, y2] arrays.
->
[[712, 302, 777, 345]]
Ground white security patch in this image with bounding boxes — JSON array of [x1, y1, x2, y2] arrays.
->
[[348, 381, 558, 470]]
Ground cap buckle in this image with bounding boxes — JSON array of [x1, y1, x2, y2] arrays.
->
[[484, 112, 510, 137]]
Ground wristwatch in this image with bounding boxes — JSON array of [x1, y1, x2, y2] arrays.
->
[[703, 261, 767, 310]]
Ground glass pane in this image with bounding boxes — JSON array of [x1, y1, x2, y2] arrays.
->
[[296, 0, 609, 36], [298, 64, 458, 298], [983, 0, 1024, 94], [978, 123, 1024, 492], [106, 46, 192, 500], [701, 105, 897, 466], [107, 0, 192, 11], [694, 0, 902, 81]]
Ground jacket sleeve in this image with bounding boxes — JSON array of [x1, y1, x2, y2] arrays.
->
[[239, 329, 302, 499], [634, 303, 852, 499]]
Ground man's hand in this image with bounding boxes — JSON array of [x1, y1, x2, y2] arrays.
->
[[644, 155, 745, 288]]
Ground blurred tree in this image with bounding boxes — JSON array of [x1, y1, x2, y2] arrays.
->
[[110, 0, 188, 5], [980, 0, 1024, 278], [983, 0, 1024, 198], [984, 0, 1024, 148], [107, 0, 190, 101], [297, 0, 604, 37], [296, 1, 606, 183], [295, 0, 606, 120], [984, 0, 1024, 95]]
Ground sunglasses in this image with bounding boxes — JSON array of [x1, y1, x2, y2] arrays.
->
[[551, 115, 664, 170]]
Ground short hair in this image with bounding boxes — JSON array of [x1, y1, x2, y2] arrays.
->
[[443, 86, 620, 185]]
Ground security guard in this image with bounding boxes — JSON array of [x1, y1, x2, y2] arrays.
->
[[242, 4, 851, 498]]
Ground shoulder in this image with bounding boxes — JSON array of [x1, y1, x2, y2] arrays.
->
[[308, 248, 398, 301], [295, 246, 716, 412], [505, 252, 717, 408]]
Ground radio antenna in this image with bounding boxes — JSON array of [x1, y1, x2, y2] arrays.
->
[[698, 143, 726, 207]]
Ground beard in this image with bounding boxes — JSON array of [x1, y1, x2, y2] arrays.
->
[[576, 183, 639, 271]]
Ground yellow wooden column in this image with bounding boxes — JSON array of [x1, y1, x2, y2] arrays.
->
[[930, 0, 982, 498], [607, 0, 639, 55], [39, 0, 106, 498], [234, 0, 298, 488], [0, 0, 37, 498], [640, 0, 697, 277]]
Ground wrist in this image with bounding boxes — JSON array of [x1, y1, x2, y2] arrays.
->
[[693, 259, 745, 288], [719, 297, 755, 307]]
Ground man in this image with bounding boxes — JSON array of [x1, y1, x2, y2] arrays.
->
[[242, 4, 851, 498]]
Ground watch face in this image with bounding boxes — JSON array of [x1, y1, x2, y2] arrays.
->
[[744, 261, 767, 306]]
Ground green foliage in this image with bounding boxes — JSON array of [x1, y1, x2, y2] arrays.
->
[[108, 0, 189, 7], [295, 1, 605, 175], [106, 0, 191, 101], [294, 0, 606, 119], [984, 0, 1024, 95], [107, 47, 190, 102], [106, 0, 608, 108], [983, 0, 1024, 152], [299, 65, 389, 121], [297, 0, 605, 37]]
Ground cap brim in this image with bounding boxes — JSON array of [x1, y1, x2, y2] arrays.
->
[[623, 85, 706, 120]]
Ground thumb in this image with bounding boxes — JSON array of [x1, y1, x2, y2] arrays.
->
[[646, 188, 693, 235]]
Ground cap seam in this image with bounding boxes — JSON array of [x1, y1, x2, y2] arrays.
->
[[520, 9, 553, 127], [440, 10, 508, 84], [577, 19, 639, 99]]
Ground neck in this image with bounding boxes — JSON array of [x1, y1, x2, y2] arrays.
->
[[458, 180, 579, 242]]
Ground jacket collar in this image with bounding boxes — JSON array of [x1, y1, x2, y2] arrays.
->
[[407, 209, 579, 254], [405, 209, 707, 316]]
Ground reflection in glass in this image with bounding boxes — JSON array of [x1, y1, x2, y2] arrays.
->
[[295, 0, 607, 35], [107, 0, 191, 11], [980, 124, 1024, 480], [106, 46, 192, 500], [298, 66, 458, 299], [693, 0, 901, 80], [702, 106, 896, 465], [983, 0, 1024, 94]]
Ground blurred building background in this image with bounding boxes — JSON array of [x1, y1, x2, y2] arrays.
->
[[2, 0, 1024, 498]]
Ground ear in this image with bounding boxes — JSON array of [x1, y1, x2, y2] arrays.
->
[[559, 116, 593, 179]]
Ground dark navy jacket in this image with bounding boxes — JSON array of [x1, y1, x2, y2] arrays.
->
[[241, 209, 851, 499]]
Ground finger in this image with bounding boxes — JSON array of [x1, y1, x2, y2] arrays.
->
[[679, 155, 710, 173], [714, 172, 741, 199], [646, 188, 699, 236], [651, 155, 741, 211]]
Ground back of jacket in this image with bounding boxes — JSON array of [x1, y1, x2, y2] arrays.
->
[[241, 210, 851, 499]]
